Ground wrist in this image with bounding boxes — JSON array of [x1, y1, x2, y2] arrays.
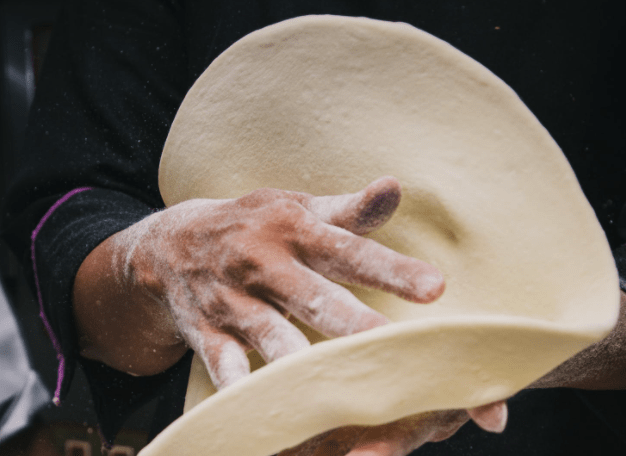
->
[[73, 221, 187, 376]]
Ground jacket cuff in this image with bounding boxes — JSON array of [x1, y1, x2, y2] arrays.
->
[[30, 188, 154, 404]]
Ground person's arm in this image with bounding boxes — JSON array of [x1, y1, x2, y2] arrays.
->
[[72, 177, 445, 382], [527, 243, 626, 391], [73, 175, 510, 456]]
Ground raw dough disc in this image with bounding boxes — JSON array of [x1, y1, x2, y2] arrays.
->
[[145, 15, 619, 456]]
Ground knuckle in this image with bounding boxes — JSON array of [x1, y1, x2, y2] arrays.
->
[[238, 192, 314, 237], [239, 187, 285, 207], [263, 199, 316, 239], [298, 293, 326, 327], [267, 198, 307, 221], [256, 320, 309, 359]]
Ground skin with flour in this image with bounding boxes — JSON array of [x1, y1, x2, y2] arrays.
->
[[74, 175, 626, 455], [74, 15, 626, 454], [73, 177, 508, 454], [278, 402, 508, 456], [74, 177, 446, 380]]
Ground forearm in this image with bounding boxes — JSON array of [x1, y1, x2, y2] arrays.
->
[[530, 290, 626, 390]]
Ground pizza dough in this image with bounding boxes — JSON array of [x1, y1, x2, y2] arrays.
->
[[142, 15, 619, 456]]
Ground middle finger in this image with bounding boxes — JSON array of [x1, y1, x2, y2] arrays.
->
[[262, 260, 389, 337], [297, 222, 445, 304]]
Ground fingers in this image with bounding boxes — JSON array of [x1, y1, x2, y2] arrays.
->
[[307, 176, 402, 235], [308, 428, 367, 456], [283, 179, 444, 303], [345, 435, 405, 456], [219, 287, 311, 362], [345, 442, 400, 456], [347, 410, 470, 455], [298, 222, 444, 303], [278, 428, 366, 456], [467, 400, 508, 433], [179, 287, 311, 387], [285, 403, 506, 456], [236, 176, 444, 304], [264, 260, 389, 337], [192, 325, 251, 390], [162, 176, 444, 392], [281, 410, 474, 456], [346, 417, 433, 456]]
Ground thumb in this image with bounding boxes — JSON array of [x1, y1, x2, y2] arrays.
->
[[307, 176, 402, 235]]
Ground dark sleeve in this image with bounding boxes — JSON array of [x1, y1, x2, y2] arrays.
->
[[0, 0, 193, 445], [614, 245, 626, 293]]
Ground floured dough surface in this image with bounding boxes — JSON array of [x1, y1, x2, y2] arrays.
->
[[143, 15, 619, 456]]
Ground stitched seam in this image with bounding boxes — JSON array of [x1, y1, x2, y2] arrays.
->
[[30, 187, 93, 405]]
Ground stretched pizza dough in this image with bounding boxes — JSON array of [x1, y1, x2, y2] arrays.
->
[[143, 15, 619, 456]]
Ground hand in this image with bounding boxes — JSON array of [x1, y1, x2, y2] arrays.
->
[[278, 401, 508, 456], [73, 177, 445, 382]]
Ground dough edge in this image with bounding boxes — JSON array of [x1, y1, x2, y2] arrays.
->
[[148, 14, 620, 456], [139, 317, 611, 456]]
